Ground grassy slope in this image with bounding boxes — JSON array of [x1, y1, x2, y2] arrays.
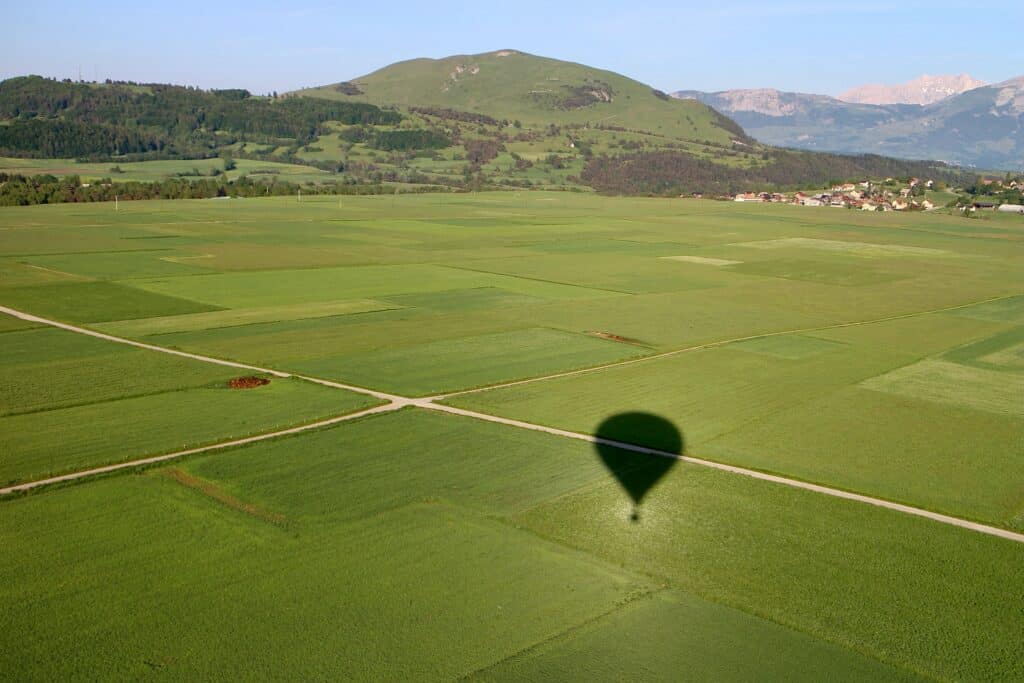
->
[[300, 50, 739, 144]]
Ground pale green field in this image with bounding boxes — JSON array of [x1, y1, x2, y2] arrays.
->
[[1, 193, 1022, 679], [0, 156, 329, 183]]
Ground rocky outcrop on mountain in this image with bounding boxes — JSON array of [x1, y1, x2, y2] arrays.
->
[[838, 74, 986, 106], [675, 75, 1022, 169]]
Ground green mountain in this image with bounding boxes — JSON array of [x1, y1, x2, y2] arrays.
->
[[291, 50, 968, 193], [300, 50, 745, 145]]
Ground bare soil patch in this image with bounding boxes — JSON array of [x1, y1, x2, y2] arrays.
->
[[228, 376, 271, 389]]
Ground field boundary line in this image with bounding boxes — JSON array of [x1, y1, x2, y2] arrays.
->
[[439, 263, 636, 296], [0, 403, 400, 496], [435, 292, 1024, 399], [458, 588, 665, 681]]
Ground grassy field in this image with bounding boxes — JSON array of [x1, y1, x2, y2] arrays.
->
[[0, 325, 379, 485], [1, 192, 1022, 679], [1, 409, 1020, 680], [0, 156, 330, 184]]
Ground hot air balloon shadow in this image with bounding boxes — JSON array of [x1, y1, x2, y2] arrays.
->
[[594, 413, 682, 522]]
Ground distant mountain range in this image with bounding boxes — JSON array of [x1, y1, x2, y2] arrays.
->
[[675, 76, 1024, 170], [838, 74, 986, 106]]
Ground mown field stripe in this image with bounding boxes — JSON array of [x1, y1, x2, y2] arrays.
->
[[436, 292, 1024, 399]]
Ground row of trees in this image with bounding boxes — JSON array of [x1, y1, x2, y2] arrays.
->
[[0, 173, 446, 206]]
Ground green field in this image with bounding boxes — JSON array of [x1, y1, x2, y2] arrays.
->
[[1, 192, 1022, 679], [0, 156, 330, 184], [0, 325, 379, 485]]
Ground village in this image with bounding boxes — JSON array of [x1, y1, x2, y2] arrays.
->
[[733, 177, 941, 211], [734, 175, 1024, 214]]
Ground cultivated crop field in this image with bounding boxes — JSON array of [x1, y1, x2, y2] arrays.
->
[[1, 192, 1022, 680]]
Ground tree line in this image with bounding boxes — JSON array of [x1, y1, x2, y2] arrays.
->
[[0, 173, 447, 207]]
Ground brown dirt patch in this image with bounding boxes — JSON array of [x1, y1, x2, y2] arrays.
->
[[163, 468, 286, 526], [228, 376, 271, 389], [586, 330, 648, 346]]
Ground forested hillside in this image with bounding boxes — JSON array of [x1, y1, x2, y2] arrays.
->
[[0, 76, 400, 159], [582, 149, 970, 195]]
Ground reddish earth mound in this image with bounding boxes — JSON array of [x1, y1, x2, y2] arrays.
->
[[228, 376, 271, 389]]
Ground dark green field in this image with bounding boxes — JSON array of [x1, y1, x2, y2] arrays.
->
[[1, 193, 1022, 680]]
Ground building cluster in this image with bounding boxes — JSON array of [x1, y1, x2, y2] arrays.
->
[[967, 201, 1024, 214], [734, 178, 936, 211], [962, 176, 1024, 214]]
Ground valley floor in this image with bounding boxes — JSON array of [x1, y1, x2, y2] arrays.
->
[[1, 193, 1022, 680]]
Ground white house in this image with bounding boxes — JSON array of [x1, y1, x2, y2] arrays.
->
[[998, 204, 1024, 214]]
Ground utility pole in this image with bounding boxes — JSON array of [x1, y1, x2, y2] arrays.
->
[[114, 195, 119, 212]]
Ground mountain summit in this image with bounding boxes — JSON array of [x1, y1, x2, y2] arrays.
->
[[838, 74, 986, 105], [299, 50, 745, 146]]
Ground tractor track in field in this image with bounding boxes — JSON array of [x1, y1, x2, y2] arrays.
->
[[2, 303, 1023, 546]]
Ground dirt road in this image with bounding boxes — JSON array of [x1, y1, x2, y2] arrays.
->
[[3, 304, 1022, 545]]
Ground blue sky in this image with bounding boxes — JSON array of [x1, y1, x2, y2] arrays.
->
[[5, 1, 1022, 95]]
